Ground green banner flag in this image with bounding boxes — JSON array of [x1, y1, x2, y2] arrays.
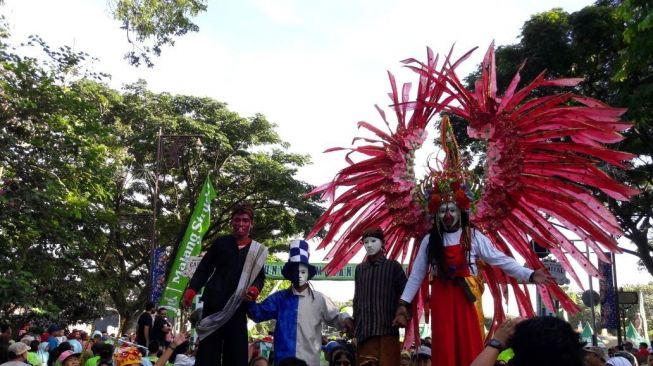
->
[[263, 262, 408, 280], [159, 176, 216, 311]]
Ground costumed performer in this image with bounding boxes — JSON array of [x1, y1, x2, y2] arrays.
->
[[392, 184, 551, 366], [182, 203, 268, 366], [353, 227, 407, 366], [246, 240, 354, 366]]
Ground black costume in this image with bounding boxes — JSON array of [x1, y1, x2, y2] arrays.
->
[[188, 235, 266, 366]]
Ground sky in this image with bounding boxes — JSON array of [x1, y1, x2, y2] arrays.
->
[[2, 0, 652, 311]]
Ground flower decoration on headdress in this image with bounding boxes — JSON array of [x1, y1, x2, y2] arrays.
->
[[425, 115, 474, 213]]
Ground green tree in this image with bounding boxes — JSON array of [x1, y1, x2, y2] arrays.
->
[[0, 24, 324, 332], [461, 2, 653, 276], [109, 0, 208, 67], [0, 21, 116, 326]]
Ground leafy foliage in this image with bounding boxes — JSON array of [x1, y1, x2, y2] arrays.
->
[[460, 1, 653, 276], [110, 0, 208, 67], [0, 24, 323, 331]]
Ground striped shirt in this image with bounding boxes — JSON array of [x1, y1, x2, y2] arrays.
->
[[353, 256, 407, 344]]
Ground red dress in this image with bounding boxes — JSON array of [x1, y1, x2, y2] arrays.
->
[[429, 243, 483, 366]]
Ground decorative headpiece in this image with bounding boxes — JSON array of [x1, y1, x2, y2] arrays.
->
[[281, 239, 318, 281], [425, 115, 474, 213], [306, 44, 637, 341]]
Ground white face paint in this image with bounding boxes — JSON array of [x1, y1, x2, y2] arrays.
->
[[363, 236, 383, 256], [297, 264, 309, 287], [438, 202, 461, 230]]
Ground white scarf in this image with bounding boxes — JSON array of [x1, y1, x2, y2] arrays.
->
[[196, 240, 267, 340]]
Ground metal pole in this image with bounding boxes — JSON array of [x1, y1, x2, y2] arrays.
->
[[150, 128, 162, 301], [613, 252, 622, 347], [586, 244, 598, 346]]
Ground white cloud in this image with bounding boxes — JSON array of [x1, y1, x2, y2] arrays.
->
[[250, 0, 300, 25]]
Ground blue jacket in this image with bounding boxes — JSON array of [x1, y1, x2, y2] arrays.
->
[[248, 287, 346, 366]]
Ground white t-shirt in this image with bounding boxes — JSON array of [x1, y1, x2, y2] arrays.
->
[[401, 229, 533, 303]]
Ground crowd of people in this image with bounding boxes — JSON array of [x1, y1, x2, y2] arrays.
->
[[0, 193, 649, 366], [0, 322, 196, 366], [2, 315, 651, 366]]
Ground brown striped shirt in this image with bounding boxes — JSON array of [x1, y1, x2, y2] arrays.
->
[[353, 256, 407, 344]]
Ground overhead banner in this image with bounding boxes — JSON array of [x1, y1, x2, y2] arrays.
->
[[599, 253, 619, 331], [263, 263, 408, 280], [150, 247, 168, 303], [159, 176, 216, 310], [264, 262, 356, 280]]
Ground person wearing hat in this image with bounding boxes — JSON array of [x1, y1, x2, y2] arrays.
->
[[46, 326, 63, 361], [246, 240, 354, 366], [183, 203, 268, 366], [605, 356, 633, 366], [2, 342, 31, 366], [416, 345, 431, 366], [353, 227, 407, 366], [56, 351, 80, 366], [23, 339, 42, 366], [584, 346, 607, 366]]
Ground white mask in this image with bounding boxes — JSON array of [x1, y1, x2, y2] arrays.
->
[[363, 237, 383, 256], [438, 202, 461, 230], [297, 264, 309, 287]]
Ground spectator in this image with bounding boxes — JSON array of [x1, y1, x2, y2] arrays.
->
[[47, 326, 64, 362], [416, 346, 431, 366], [79, 334, 88, 351], [150, 308, 171, 349], [1, 324, 13, 364], [277, 358, 308, 366], [1, 325, 12, 342], [399, 351, 411, 366], [26, 340, 42, 366], [171, 342, 194, 366], [584, 346, 607, 366], [57, 352, 80, 366], [146, 342, 162, 365], [248, 357, 268, 366], [137, 303, 156, 354], [36, 343, 48, 366], [322, 342, 341, 366], [2, 342, 31, 366], [66, 332, 82, 354], [48, 343, 72, 366], [83, 343, 102, 366], [606, 357, 634, 366], [637, 343, 649, 365], [472, 317, 584, 366], [330, 349, 355, 366], [96, 344, 113, 366], [612, 351, 638, 366]]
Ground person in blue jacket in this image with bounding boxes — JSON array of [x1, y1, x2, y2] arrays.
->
[[246, 240, 353, 366]]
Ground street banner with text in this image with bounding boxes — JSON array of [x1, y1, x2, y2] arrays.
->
[[159, 176, 216, 311]]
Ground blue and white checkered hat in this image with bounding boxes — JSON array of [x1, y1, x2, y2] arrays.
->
[[281, 239, 317, 281]]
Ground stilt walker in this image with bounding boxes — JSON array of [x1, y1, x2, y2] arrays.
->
[[306, 44, 637, 364]]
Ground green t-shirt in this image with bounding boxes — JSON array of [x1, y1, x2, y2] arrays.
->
[[85, 355, 100, 366], [27, 352, 41, 366]]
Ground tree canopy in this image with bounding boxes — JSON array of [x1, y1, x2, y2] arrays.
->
[[110, 0, 208, 67], [457, 0, 653, 276], [0, 20, 323, 329]]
